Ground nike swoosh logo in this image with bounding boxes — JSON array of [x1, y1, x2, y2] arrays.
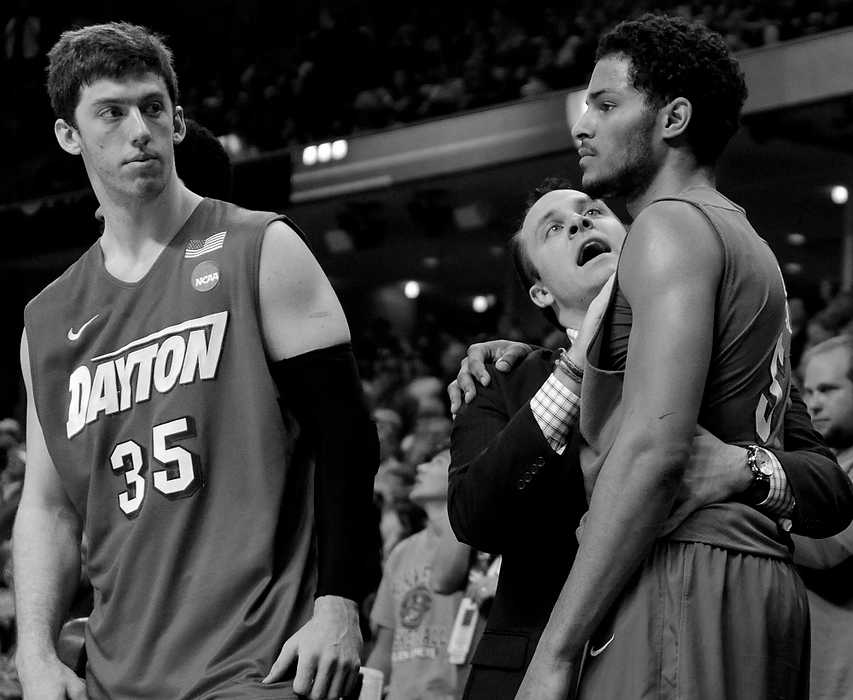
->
[[589, 633, 615, 657], [67, 314, 100, 341]]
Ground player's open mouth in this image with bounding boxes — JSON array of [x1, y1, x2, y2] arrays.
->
[[577, 238, 612, 266]]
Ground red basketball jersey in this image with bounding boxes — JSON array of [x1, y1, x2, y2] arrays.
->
[[25, 198, 316, 698]]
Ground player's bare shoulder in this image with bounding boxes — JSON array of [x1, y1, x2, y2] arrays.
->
[[258, 219, 349, 360], [626, 200, 722, 273]]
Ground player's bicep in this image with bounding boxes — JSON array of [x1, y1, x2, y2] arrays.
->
[[617, 206, 722, 452], [258, 221, 350, 360], [18, 330, 78, 514]]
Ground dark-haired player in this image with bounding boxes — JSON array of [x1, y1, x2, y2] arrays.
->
[[513, 14, 811, 699], [14, 22, 378, 700]]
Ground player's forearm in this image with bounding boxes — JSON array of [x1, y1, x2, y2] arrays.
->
[[12, 500, 82, 660], [538, 438, 686, 659]]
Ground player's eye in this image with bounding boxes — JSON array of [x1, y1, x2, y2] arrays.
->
[[546, 222, 563, 236], [584, 207, 603, 217], [99, 106, 122, 119]]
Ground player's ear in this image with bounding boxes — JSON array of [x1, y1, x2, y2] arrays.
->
[[529, 281, 554, 310], [54, 118, 82, 156], [172, 106, 186, 145], [662, 97, 691, 139]]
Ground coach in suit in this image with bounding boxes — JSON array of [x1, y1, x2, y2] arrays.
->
[[447, 183, 853, 700]]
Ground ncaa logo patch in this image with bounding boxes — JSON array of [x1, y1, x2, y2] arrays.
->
[[191, 260, 220, 292]]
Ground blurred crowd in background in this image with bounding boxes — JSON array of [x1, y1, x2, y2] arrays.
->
[[3, 0, 853, 204]]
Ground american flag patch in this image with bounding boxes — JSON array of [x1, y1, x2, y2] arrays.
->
[[185, 231, 227, 258]]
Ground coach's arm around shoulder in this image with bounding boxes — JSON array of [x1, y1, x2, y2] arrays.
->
[[14, 330, 89, 700], [258, 221, 380, 700]]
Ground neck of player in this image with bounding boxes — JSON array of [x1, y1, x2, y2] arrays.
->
[[626, 154, 716, 219], [98, 179, 203, 283]]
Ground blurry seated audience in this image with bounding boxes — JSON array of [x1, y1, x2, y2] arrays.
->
[[366, 446, 469, 700], [797, 335, 853, 700], [805, 292, 853, 355]]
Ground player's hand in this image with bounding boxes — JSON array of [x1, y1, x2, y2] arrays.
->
[[448, 340, 535, 415], [514, 649, 581, 700], [661, 425, 749, 535], [16, 651, 89, 700], [263, 595, 362, 699]]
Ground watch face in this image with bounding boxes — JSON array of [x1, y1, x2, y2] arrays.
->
[[755, 449, 774, 477]]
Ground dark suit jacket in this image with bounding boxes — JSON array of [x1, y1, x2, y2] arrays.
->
[[448, 349, 853, 700]]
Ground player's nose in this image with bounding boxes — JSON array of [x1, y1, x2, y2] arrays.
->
[[127, 107, 152, 145], [572, 110, 593, 141]]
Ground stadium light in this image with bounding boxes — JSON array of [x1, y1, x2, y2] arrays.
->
[[331, 139, 348, 160], [404, 281, 421, 299], [831, 185, 849, 205], [472, 295, 489, 313], [302, 145, 318, 167]]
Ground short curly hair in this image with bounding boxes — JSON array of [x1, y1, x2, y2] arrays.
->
[[47, 22, 179, 125], [596, 13, 747, 165]]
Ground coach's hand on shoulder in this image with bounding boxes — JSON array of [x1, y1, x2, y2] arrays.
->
[[448, 340, 535, 415], [263, 595, 362, 700], [17, 651, 88, 700]]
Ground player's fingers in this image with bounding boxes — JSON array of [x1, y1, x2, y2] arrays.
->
[[262, 635, 298, 684], [343, 667, 363, 698], [448, 379, 463, 416], [308, 654, 334, 700], [326, 659, 356, 699], [495, 345, 530, 372], [291, 646, 319, 696]]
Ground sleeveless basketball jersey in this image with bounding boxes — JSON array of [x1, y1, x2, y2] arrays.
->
[[580, 186, 792, 558], [25, 198, 316, 698]]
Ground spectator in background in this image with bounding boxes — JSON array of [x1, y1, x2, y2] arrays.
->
[[366, 446, 469, 700], [797, 335, 853, 699], [805, 291, 853, 353]]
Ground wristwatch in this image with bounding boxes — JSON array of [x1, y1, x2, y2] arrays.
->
[[744, 444, 773, 504]]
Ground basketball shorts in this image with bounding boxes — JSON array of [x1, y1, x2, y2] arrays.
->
[[578, 540, 810, 700]]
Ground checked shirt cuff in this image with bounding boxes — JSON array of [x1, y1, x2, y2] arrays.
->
[[756, 448, 796, 531], [531, 373, 581, 455]]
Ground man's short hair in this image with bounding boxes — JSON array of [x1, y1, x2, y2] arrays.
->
[[47, 22, 179, 125], [510, 176, 575, 330], [801, 334, 853, 382], [596, 13, 747, 165]]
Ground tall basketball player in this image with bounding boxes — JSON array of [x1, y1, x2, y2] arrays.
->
[[14, 22, 378, 700], [516, 14, 812, 699]]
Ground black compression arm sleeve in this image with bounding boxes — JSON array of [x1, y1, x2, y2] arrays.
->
[[270, 343, 381, 602]]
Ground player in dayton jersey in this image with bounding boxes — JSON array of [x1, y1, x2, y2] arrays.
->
[[14, 22, 378, 700], [509, 15, 812, 699]]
